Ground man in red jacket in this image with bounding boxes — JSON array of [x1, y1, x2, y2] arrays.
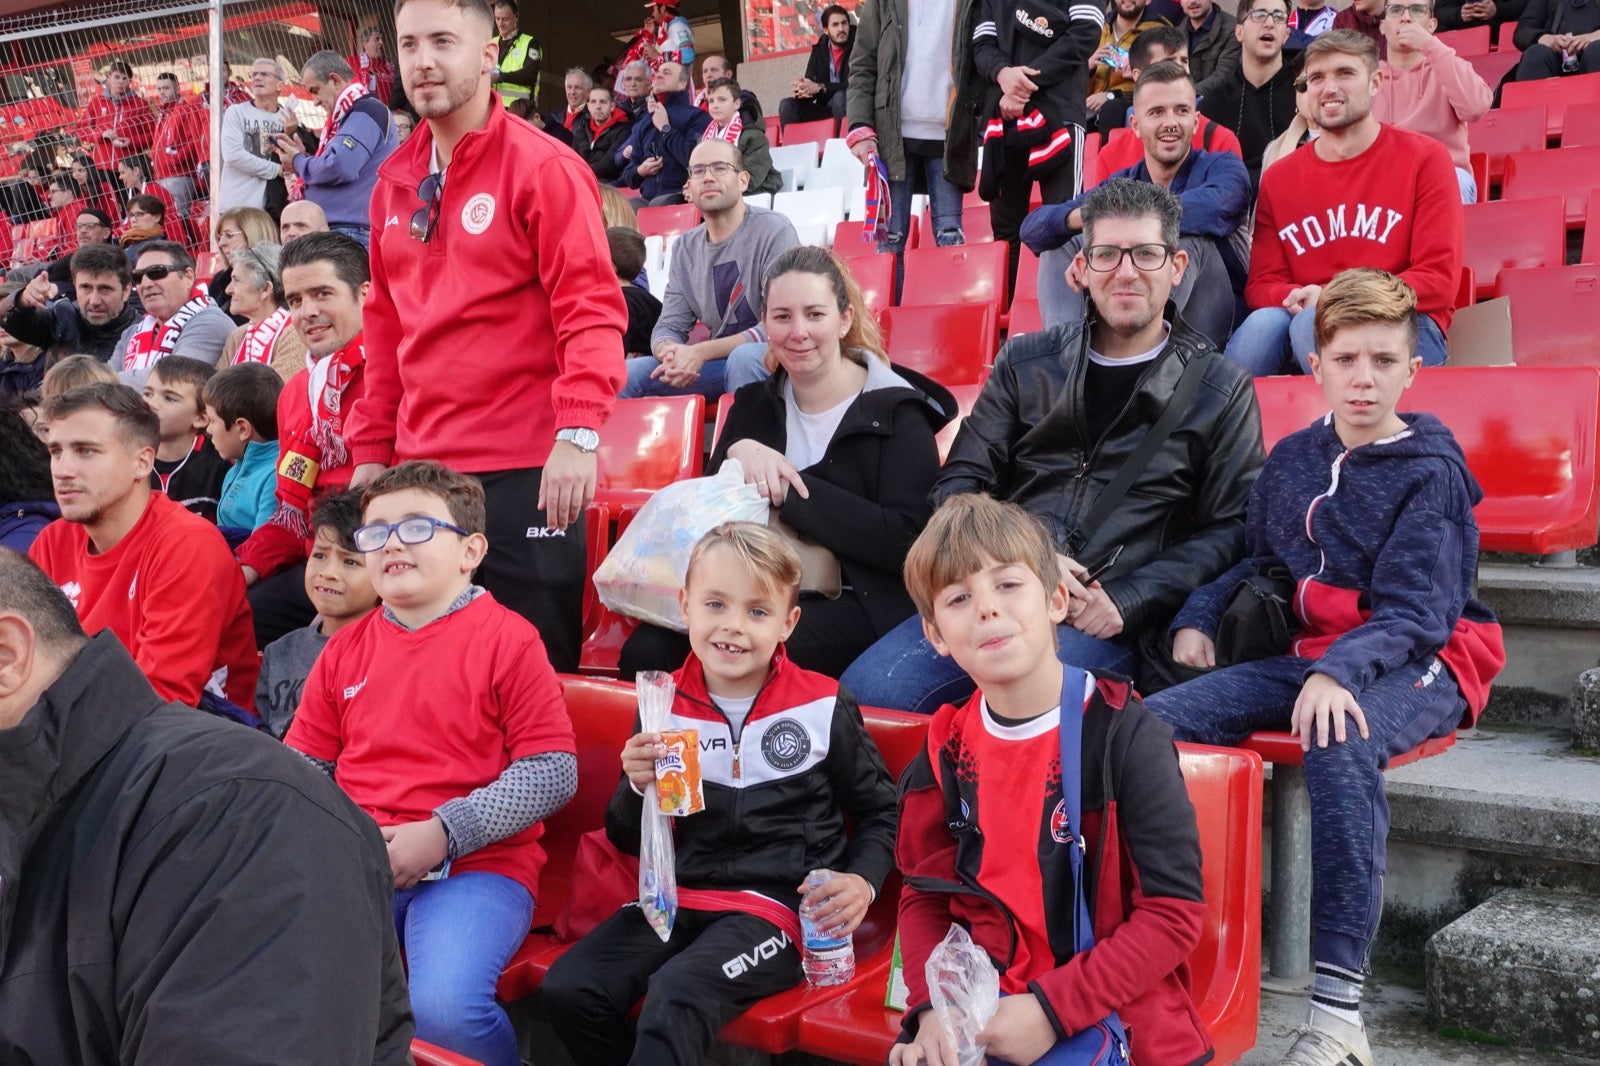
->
[[1224, 29, 1463, 376], [350, 0, 627, 672], [151, 73, 206, 219], [79, 61, 156, 173], [29, 382, 258, 711]]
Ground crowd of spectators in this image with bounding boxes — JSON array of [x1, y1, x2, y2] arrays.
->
[[0, 0, 1544, 1061]]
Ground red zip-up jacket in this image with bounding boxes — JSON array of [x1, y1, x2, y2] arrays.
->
[[151, 97, 207, 181], [896, 675, 1212, 1065], [350, 102, 626, 473], [80, 89, 156, 171]]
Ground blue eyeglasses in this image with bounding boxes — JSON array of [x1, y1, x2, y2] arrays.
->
[[353, 516, 471, 552]]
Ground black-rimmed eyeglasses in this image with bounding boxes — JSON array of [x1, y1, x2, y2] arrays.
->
[[1243, 8, 1290, 23], [1083, 244, 1175, 272]]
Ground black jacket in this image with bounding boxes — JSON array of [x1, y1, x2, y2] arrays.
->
[[0, 634, 414, 1065], [3, 297, 138, 365], [573, 112, 632, 182], [1436, 0, 1525, 30], [801, 29, 857, 105], [936, 311, 1264, 635], [619, 89, 713, 200], [1199, 50, 1303, 181], [710, 361, 957, 638], [1189, 7, 1243, 100], [1515, 0, 1600, 47]]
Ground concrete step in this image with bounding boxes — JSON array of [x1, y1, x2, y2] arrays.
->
[[1427, 889, 1600, 1059], [1476, 563, 1600, 726]]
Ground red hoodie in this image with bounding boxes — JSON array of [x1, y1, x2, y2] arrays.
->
[[29, 492, 258, 708], [351, 102, 626, 474], [1247, 124, 1464, 330], [151, 96, 207, 181]]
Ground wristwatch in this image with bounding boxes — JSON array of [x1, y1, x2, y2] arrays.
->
[[556, 427, 600, 453]]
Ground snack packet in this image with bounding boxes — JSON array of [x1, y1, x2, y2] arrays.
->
[[655, 729, 706, 816]]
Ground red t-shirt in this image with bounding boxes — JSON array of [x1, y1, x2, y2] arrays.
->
[[1247, 123, 1464, 329], [29, 492, 258, 708], [286, 592, 576, 898]]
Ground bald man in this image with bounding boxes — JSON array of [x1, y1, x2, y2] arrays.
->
[[279, 199, 329, 242]]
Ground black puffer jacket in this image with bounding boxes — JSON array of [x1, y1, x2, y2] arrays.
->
[[0, 634, 414, 1065], [710, 361, 957, 638], [936, 309, 1264, 635]]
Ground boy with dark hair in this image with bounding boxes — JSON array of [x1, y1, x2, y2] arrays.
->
[[204, 361, 283, 534], [607, 226, 662, 358], [287, 459, 577, 1066], [255, 488, 376, 737], [890, 492, 1210, 1066], [1146, 269, 1505, 1066], [142, 355, 230, 521]]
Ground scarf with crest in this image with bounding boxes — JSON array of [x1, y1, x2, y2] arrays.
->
[[266, 334, 364, 537]]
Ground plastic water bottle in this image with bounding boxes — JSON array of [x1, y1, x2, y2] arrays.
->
[[801, 868, 856, 987]]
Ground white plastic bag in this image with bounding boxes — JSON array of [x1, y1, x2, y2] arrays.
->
[[926, 924, 1000, 1066], [636, 671, 679, 941], [593, 459, 769, 631]]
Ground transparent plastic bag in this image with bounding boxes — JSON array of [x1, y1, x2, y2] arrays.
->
[[593, 459, 769, 631], [636, 671, 679, 941], [926, 924, 1000, 1066]]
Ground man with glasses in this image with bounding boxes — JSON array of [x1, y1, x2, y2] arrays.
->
[[5, 242, 139, 365], [1227, 30, 1463, 376], [219, 58, 291, 214], [619, 139, 797, 400], [1200, 0, 1304, 184], [114, 242, 234, 387], [840, 178, 1264, 714], [1373, 0, 1493, 202], [352, 0, 625, 673], [35, 208, 116, 291]]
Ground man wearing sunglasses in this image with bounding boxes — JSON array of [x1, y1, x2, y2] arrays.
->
[[354, 0, 626, 674], [841, 179, 1264, 715], [113, 242, 234, 389], [1199, 0, 1304, 184]]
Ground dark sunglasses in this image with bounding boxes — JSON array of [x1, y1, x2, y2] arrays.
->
[[410, 172, 442, 242], [132, 264, 180, 282]]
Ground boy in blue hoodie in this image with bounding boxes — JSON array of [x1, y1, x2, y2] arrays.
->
[[1144, 268, 1506, 1066], [203, 362, 282, 538]]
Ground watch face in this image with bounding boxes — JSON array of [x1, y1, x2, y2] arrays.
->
[[563, 428, 600, 451]]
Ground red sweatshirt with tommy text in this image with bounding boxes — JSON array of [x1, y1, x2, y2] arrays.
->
[[1246, 124, 1464, 331], [350, 103, 626, 474]]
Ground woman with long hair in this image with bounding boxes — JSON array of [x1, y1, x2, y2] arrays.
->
[[619, 246, 957, 679], [219, 242, 306, 381]]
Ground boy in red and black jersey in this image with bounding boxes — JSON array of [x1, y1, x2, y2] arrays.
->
[[891, 494, 1211, 1066]]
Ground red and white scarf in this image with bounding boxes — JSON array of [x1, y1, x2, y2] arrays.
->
[[235, 306, 293, 366], [122, 292, 215, 372], [288, 81, 369, 201], [268, 334, 365, 537], [702, 110, 742, 144]]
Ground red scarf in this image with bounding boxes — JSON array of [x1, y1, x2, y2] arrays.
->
[[288, 81, 369, 202], [267, 334, 364, 537], [122, 289, 216, 372], [702, 110, 742, 144], [235, 306, 292, 366], [585, 110, 628, 142]]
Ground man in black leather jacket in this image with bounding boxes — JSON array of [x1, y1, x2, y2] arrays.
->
[[840, 179, 1264, 714]]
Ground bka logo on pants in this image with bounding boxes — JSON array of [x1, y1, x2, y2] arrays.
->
[[760, 719, 811, 770], [525, 527, 567, 538], [721, 931, 791, 978]]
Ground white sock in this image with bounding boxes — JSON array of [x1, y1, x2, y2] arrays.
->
[[1311, 962, 1365, 1029]]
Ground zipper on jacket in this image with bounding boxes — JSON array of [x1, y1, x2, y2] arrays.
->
[[1295, 449, 1347, 633]]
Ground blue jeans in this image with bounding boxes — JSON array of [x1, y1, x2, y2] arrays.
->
[[1225, 300, 1450, 376], [838, 613, 1134, 715], [1455, 166, 1478, 205], [1142, 654, 1462, 972], [394, 871, 534, 1066], [329, 221, 371, 249], [882, 149, 964, 254], [619, 341, 770, 399]]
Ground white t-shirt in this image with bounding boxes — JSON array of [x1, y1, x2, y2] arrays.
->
[[711, 694, 758, 742], [218, 102, 287, 212], [782, 357, 910, 470], [900, 0, 958, 141]]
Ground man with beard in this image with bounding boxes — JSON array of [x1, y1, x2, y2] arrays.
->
[[5, 243, 138, 365], [1183, 0, 1243, 96], [573, 84, 632, 182], [1225, 30, 1462, 376], [351, 0, 626, 673], [1200, 0, 1303, 184], [151, 72, 206, 216], [1086, 0, 1168, 135], [780, 7, 856, 127]]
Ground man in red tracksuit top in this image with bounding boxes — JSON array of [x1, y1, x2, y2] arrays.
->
[[30, 382, 258, 710], [349, 0, 627, 672], [80, 61, 156, 173], [1224, 29, 1463, 378], [151, 72, 207, 219]]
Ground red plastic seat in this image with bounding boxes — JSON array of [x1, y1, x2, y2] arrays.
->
[[880, 303, 998, 386], [1561, 104, 1600, 148], [795, 743, 1265, 1066], [1467, 104, 1546, 185], [194, 250, 222, 282], [780, 118, 834, 154], [846, 250, 895, 316], [1496, 20, 1519, 51], [1254, 366, 1600, 553], [1501, 70, 1600, 138], [1498, 264, 1600, 368], [764, 114, 780, 142], [933, 382, 984, 464], [411, 1039, 481, 1065], [899, 240, 1009, 315], [1583, 189, 1600, 265], [1241, 731, 1456, 769], [1012, 246, 1042, 304], [834, 216, 920, 253], [1463, 195, 1565, 299], [1006, 297, 1044, 336], [635, 203, 701, 240], [959, 202, 995, 244], [1437, 24, 1492, 55], [1501, 144, 1600, 225], [711, 391, 736, 453]]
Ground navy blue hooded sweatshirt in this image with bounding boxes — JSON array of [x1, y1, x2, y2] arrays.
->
[[617, 89, 712, 201], [1172, 411, 1505, 722]]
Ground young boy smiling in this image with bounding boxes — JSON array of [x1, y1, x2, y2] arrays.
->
[[542, 522, 897, 1066], [286, 460, 577, 1066], [891, 494, 1211, 1066], [1146, 269, 1505, 1066]]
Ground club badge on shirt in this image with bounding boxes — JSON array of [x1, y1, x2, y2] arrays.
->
[[461, 193, 496, 234]]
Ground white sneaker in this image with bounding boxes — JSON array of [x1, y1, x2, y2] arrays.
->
[[1278, 1007, 1374, 1066]]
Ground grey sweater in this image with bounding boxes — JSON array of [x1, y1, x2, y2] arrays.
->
[[115, 304, 237, 389], [256, 623, 328, 739], [650, 205, 799, 351]]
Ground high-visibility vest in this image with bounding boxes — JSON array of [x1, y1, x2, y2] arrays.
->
[[493, 33, 539, 103]]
